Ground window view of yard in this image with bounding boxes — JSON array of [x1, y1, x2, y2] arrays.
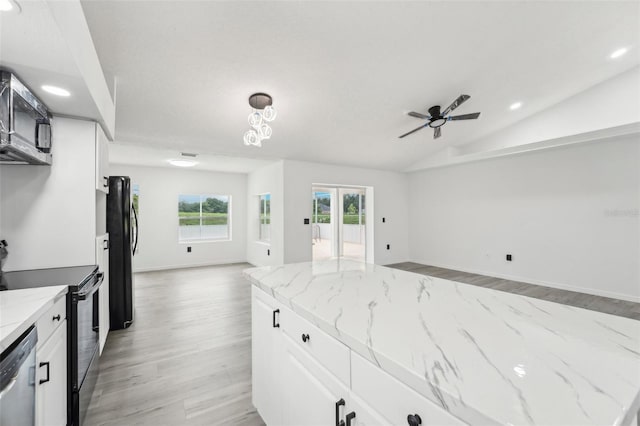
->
[[259, 193, 270, 242], [178, 194, 230, 241], [312, 192, 365, 224]]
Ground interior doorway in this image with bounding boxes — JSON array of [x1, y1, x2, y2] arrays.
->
[[312, 186, 367, 262]]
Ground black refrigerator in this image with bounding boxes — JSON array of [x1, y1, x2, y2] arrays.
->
[[107, 176, 138, 330]]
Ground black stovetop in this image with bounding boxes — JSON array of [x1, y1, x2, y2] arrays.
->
[[0, 265, 98, 291]]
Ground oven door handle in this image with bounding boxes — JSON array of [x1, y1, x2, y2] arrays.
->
[[77, 272, 103, 301]]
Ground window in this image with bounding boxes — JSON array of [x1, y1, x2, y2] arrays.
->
[[259, 193, 270, 242], [178, 194, 231, 241]]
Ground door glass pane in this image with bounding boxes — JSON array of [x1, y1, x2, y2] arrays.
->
[[312, 191, 333, 261], [341, 190, 365, 261]]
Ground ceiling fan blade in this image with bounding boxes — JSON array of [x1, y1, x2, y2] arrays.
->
[[408, 111, 430, 119], [442, 94, 470, 116], [434, 127, 441, 139], [399, 124, 428, 138], [449, 112, 481, 121]]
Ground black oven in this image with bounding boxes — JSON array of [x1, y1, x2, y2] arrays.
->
[[69, 269, 102, 426], [0, 265, 102, 426]]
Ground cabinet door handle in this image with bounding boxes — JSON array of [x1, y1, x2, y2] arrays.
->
[[335, 398, 345, 426], [103, 239, 109, 250], [301, 333, 310, 343], [346, 411, 356, 426], [407, 414, 422, 426], [103, 176, 109, 187], [272, 309, 280, 328], [39, 362, 50, 384], [52, 314, 61, 322]]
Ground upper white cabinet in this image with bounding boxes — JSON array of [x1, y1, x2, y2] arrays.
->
[[96, 125, 110, 194]]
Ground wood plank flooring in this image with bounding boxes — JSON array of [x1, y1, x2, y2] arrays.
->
[[387, 262, 640, 320], [85, 263, 265, 426]]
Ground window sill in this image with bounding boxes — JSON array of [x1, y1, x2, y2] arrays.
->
[[178, 239, 232, 244]]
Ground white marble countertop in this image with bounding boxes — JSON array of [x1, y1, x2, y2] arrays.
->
[[0, 286, 68, 352], [244, 260, 640, 426]]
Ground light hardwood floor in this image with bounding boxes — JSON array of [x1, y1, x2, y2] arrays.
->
[[387, 262, 640, 320], [85, 263, 265, 426]]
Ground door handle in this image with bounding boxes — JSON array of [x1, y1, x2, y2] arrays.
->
[[272, 309, 280, 328], [346, 411, 356, 426], [407, 414, 422, 426], [39, 362, 50, 384], [335, 398, 345, 426]]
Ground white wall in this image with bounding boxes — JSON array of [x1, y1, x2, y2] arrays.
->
[[109, 164, 247, 272], [246, 161, 284, 266], [0, 117, 97, 271], [408, 136, 640, 302], [282, 160, 409, 265]]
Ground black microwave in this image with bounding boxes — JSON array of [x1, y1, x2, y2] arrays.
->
[[0, 70, 53, 165]]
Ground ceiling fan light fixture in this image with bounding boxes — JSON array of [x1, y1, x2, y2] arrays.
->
[[428, 118, 447, 128]]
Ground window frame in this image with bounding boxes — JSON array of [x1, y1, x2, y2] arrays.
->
[[178, 193, 232, 243], [258, 193, 271, 243]]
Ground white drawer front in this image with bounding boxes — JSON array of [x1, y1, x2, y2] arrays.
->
[[36, 295, 66, 348], [351, 352, 467, 426], [281, 305, 351, 386]]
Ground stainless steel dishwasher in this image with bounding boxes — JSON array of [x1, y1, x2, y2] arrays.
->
[[0, 326, 38, 426]]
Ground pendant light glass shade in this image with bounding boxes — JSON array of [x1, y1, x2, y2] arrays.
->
[[248, 111, 262, 128], [243, 129, 260, 146], [262, 105, 277, 122], [258, 123, 272, 139]]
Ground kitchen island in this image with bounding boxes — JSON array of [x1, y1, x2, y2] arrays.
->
[[244, 260, 640, 426]]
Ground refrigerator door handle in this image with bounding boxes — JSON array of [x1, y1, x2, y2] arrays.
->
[[132, 204, 139, 256]]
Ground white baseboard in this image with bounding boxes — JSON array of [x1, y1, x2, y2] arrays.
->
[[134, 259, 249, 273], [408, 258, 640, 304]]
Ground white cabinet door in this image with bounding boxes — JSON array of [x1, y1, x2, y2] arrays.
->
[[347, 393, 391, 426], [36, 322, 67, 426], [281, 333, 350, 426], [252, 287, 284, 425], [96, 234, 110, 353], [95, 124, 109, 193]]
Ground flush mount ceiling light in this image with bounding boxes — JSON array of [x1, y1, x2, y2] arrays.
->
[[42, 85, 70, 97], [509, 101, 522, 111], [610, 47, 628, 59], [243, 93, 277, 148], [167, 159, 197, 167], [0, 0, 20, 13]]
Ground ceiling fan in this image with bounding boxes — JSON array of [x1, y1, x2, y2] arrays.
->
[[399, 94, 481, 140]]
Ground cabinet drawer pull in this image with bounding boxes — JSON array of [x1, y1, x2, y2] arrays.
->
[[301, 333, 310, 343], [272, 309, 280, 328], [407, 414, 422, 426], [52, 314, 61, 322], [346, 411, 356, 426], [39, 362, 50, 384], [335, 398, 345, 426]]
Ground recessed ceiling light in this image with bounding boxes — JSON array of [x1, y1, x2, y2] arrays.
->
[[509, 102, 522, 111], [168, 159, 197, 167], [42, 85, 70, 97], [610, 47, 628, 59]]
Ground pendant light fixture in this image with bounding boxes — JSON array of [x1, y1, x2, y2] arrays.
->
[[243, 93, 277, 147]]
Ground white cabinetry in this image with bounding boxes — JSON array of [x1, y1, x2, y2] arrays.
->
[[95, 124, 109, 194], [35, 296, 67, 426], [251, 287, 284, 425], [251, 287, 466, 426], [96, 233, 110, 353]]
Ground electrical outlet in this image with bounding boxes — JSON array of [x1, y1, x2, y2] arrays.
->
[[187, 246, 192, 253], [506, 254, 512, 261], [267, 249, 270, 256], [386, 244, 390, 250], [382, 217, 386, 223], [304, 218, 310, 225]]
